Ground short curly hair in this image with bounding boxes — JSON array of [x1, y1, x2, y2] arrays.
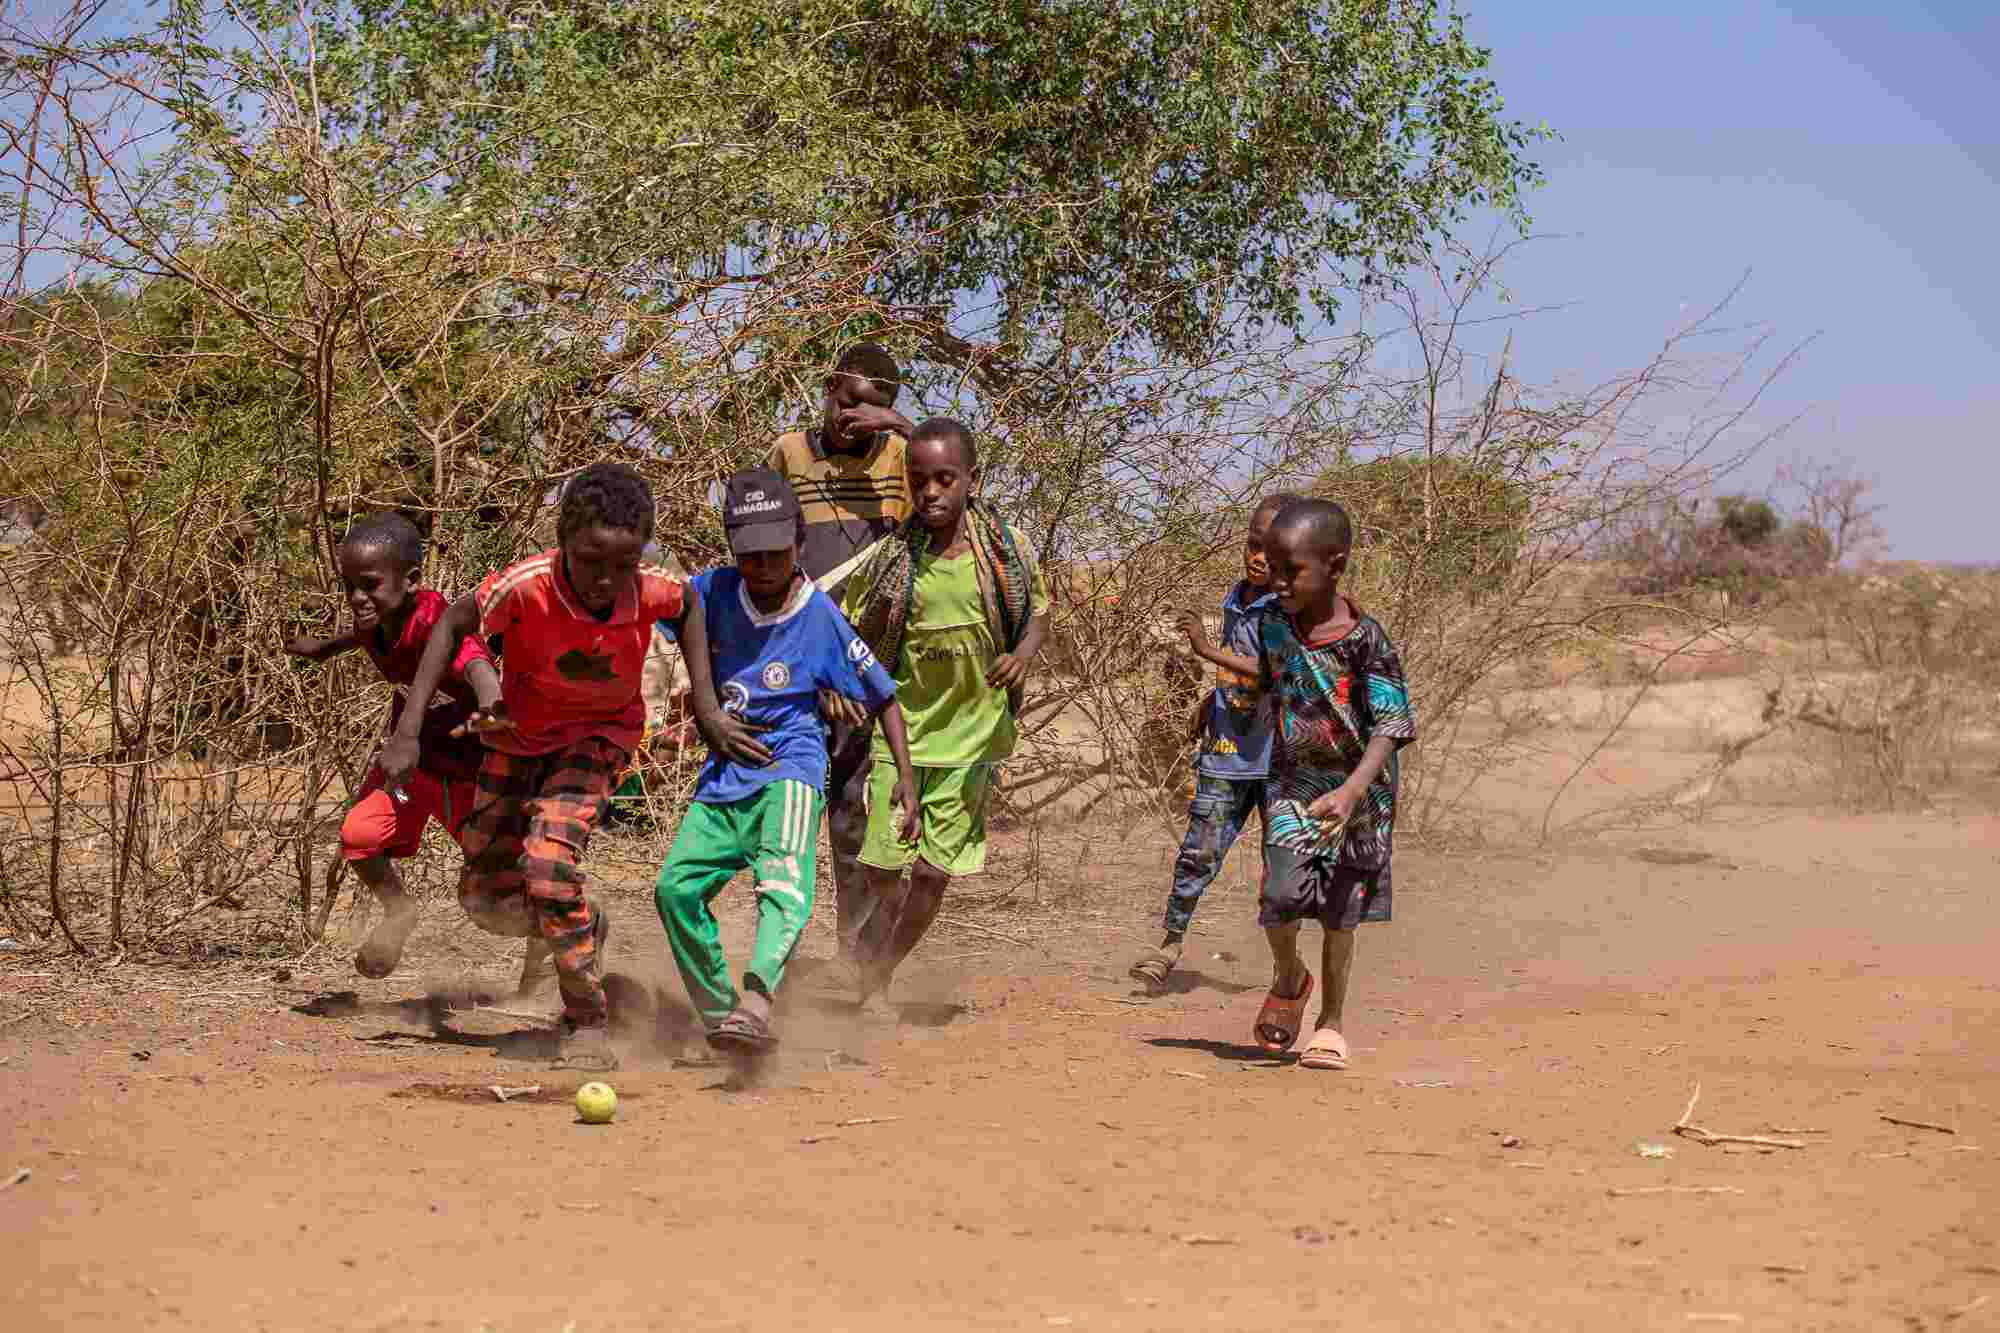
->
[[910, 417, 977, 471], [559, 462, 655, 544], [340, 511, 424, 567], [835, 342, 903, 400], [1271, 496, 1353, 557], [1251, 492, 1301, 522]]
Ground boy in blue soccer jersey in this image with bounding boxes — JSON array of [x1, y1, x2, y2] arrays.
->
[[654, 469, 922, 1054]]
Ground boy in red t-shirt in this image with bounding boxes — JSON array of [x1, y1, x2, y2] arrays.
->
[[285, 513, 503, 982], [384, 463, 767, 1070]]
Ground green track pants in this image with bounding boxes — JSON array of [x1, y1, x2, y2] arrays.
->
[[654, 779, 821, 1027]]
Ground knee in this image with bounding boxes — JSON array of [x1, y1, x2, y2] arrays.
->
[[521, 847, 584, 894], [753, 874, 809, 911], [909, 860, 950, 899], [339, 811, 386, 862], [653, 873, 701, 918], [1176, 830, 1220, 870], [461, 897, 531, 938]]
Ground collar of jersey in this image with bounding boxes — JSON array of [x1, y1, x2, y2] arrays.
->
[[1228, 580, 1277, 613], [809, 425, 889, 463], [552, 552, 640, 625], [736, 572, 812, 628]]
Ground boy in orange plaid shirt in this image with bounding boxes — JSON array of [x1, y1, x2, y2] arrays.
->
[[384, 463, 765, 1069]]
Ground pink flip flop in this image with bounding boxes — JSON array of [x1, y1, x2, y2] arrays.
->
[[1297, 1028, 1349, 1070]]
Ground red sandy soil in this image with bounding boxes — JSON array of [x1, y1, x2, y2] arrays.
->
[[4, 810, 1998, 1331]]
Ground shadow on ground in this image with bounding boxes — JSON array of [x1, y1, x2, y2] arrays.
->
[[1147, 968, 1260, 998], [1145, 1036, 1290, 1065]]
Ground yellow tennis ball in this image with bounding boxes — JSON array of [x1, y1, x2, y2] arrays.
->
[[574, 1081, 617, 1125]]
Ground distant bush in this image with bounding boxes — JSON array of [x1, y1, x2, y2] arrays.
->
[[1611, 492, 1832, 601], [1316, 452, 1532, 600]]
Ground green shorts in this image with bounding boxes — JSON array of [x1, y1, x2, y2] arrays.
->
[[859, 762, 993, 877]]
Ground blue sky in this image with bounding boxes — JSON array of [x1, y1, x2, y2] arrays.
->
[[1457, 2, 2000, 561]]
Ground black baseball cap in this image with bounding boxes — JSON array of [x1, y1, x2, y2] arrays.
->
[[720, 467, 801, 556]]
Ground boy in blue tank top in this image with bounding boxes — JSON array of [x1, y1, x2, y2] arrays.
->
[[1128, 493, 1294, 992], [654, 469, 921, 1054]]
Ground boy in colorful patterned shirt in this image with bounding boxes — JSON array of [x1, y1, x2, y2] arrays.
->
[[284, 512, 503, 982], [382, 463, 763, 1071], [1247, 497, 1416, 1071], [654, 469, 921, 1054], [843, 418, 1050, 1018], [1128, 493, 1294, 992]]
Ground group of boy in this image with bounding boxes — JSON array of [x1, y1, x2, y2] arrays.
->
[[290, 346, 1048, 1070], [289, 341, 1415, 1074]]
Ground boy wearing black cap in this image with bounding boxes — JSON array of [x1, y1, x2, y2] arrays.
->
[[654, 469, 922, 1053]]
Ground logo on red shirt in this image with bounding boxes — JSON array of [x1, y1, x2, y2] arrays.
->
[[556, 648, 618, 682]]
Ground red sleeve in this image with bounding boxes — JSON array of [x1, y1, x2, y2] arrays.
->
[[638, 569, 686, 624], [477, 554, 546, 639], [447, 627, 493, 682]]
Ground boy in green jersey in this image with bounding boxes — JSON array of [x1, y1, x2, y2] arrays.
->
[[843, 418, 1049, 1018]]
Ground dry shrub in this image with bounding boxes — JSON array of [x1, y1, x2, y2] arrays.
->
[[1778, 567, 2000, 807], [0, 2, 1798, 953]]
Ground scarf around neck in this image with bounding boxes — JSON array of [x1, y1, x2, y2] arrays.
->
[[849, 499, 1033, 713]]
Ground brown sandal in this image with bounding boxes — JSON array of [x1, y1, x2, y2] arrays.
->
[[1253, 972, 1314, 1053], [708, 1007, 778, 1054]]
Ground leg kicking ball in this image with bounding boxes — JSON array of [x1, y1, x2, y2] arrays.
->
[[575, 1081, 618, 1124]]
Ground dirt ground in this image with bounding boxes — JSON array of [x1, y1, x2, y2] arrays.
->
[[5, 710, 1999, 1331]]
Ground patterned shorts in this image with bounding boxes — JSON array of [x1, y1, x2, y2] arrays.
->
[[1258, 843, 1391, 930], [457, 737, 626, 1026]]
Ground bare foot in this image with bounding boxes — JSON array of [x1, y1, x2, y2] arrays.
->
[[354, 899, 419, 980], [516, 938, 555, 998]]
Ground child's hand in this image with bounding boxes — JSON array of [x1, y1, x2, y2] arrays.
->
[[378, 736, 421, 789], [834, 404, 909, 442], [985, 650, 1030, 691], [891, 776, 921, 845], [818, 688, 869, 728], [1174, 610, 1212, 652], [702, 710, 775, 767], [283, 635, 318, 658], [1306, 785, 1361, 842], [450, 704, 518, 739]]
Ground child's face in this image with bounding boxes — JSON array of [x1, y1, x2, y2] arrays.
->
[[1243, 507, 1278, 587], [337, 543, 416, 634], [1268, 524, 1346, 620], [822, 371, 896, 449], [562, 523, 646, 614], [737, 544, 799, 602], [908, 436, 973, 536]]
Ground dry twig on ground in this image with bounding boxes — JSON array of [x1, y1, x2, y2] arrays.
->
[[1671, 1082, 1810, 1150]]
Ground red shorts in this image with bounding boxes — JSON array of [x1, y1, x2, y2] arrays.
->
[[340, 767, 475, 862]]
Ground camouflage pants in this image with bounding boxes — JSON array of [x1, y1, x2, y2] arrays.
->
[[457, 737, 625, 1027], [1165, 775, 1265, 935]]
